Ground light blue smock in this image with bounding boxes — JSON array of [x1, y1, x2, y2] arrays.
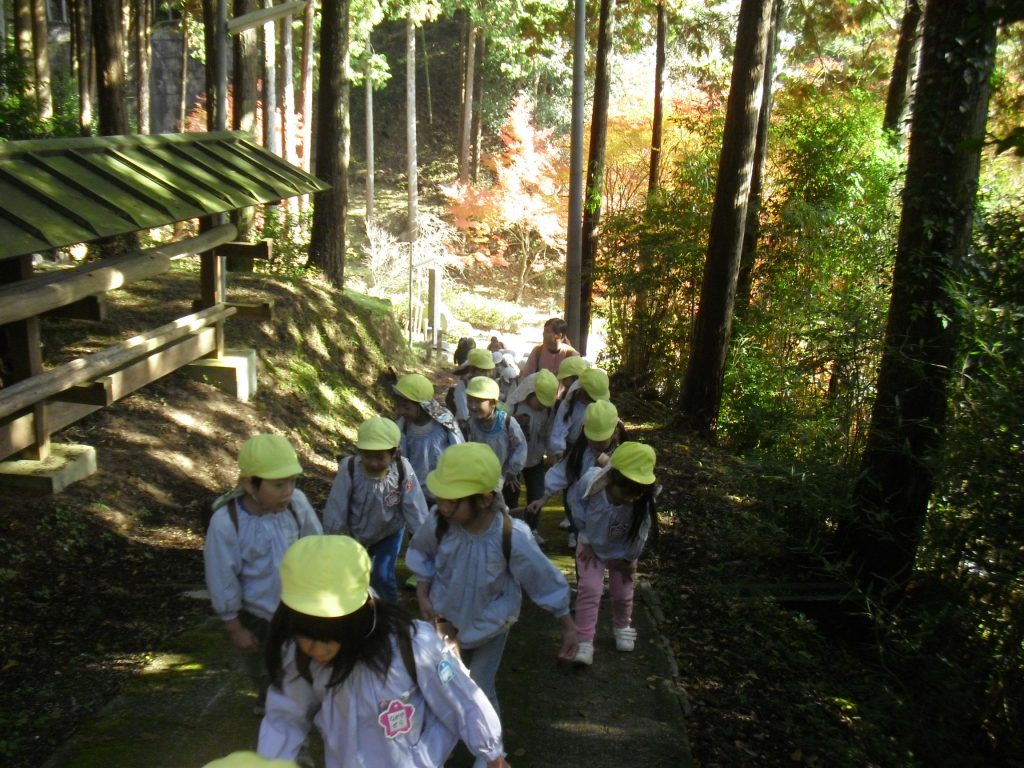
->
[[258, 622, 504, 768], [203, 489, 323, 622], [568, 467, 652, 563], [405, 506, 571, 649], [322, 455, 430, 546]]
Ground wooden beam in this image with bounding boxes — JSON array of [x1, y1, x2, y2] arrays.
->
[[191, 299, 274, 321], [227, 1, 307, 35], [0, 304, 236, 421], [212, 239, 273, 260], [0, 327, 219, 459], [0, 223, 237, 327], [42, 294, 107, 321], [49, 326, 219, 407]]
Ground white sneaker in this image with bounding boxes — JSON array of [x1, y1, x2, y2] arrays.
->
[[567, 533, 577, 549], [573, 641, 594, 666], [614, 626, 638, 652], [559, 517, 571, 529], [532, 530, 546, 545]]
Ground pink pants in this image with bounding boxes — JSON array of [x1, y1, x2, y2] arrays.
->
[[574, 551, 635, 643]]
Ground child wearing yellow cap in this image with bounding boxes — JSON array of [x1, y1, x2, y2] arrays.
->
[[526, 400, 627, 548], [464, 376, 528, 507], [504, 369, 560, 541], [449, 347, 496, 435], [567, 442, 659, 667], [548, 367, 611, 463], [258, 536, 508, 768], [406, 443, 578, 760], [323, 417, 430, 602], [204, 434, 323, 715], [391, 373, 464, 503]]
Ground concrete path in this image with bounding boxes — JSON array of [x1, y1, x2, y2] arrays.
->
[[43, 513, 692, 768]]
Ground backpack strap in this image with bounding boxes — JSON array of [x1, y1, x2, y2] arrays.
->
[[227, 497, 300, 533], [435, 510, 512, 565]]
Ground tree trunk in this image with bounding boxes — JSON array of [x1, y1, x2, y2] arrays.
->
[[14, 0, 33, 72], [735, 0, 783, 316], [647, 0, 666, 195], [299, 0, 315, 174], [233, 0, 259, 136], [577, 0, 616, 356], [92, 0, 137, 256], [30, 0, 52, 118], [281, 8, 295, 163], [458, 21, 476, 184], [365, 59, 375, 229], [406, 17, 418, 243], [837, 0, 1003, 596], [678, 0, 774, 436], [564, 0, 586, 345], [307, 0, 349, 286], [882, 0, 923, 137], [93, 0, 128, 136], [179, 9, 189, 130], [420, 24, 432, 126], [470, 30, 485, 182], [263, 2, 278, 156], [231, 0, 258, 240], [133, 0, 151, 134], [72, 0, 93, 135], [202, 0, 227, 132]]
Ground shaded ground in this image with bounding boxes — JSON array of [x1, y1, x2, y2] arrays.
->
[[39, 507, 690, 768]]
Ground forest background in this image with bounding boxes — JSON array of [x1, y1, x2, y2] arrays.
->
[[1, 0, 1023, 766]]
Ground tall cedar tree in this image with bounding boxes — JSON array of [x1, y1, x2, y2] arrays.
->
[[578, 0, 616, 356], [308, 0, 351, 286], [678, 0, 774, 435], [837, 0, 1024, 595]]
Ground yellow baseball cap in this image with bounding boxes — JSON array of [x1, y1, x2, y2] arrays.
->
[[533, 369, 558, 407], [583, 400, 619, 441], [467, 348, 496, 370], [466, 375, 500, 400], [556, 355, 588, 380], [579, 367, 610, 401], [426, 443, 501, 500], [202, 752, 297, 768], [394, 373, 434, 403], [610, 442, 656, 485], [280, 535, 371, 618], [356, 416, 401, 451], [237, 434, 302, 479]]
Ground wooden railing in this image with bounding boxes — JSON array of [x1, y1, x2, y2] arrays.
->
[[0, 224, 240, 463]]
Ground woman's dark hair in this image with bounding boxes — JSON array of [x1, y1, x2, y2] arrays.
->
[[543, 317, 569, 339], [607, 468, 658, 544], [434, 494, 490, 541], [266, 598, 416, 690]]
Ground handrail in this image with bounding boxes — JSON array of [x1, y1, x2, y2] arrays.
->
[[0, 223, 237, 327], [0, 304, 237, 421]]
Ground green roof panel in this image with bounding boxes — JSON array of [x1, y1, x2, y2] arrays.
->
[[0, 131, 329, 260]]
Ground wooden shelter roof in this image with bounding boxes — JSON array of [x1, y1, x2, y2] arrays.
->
[[0, 131, 327, 260]]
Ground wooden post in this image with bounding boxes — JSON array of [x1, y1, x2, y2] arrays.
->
[[427, 266, 441, 358], [0, 256, 50, 460]]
